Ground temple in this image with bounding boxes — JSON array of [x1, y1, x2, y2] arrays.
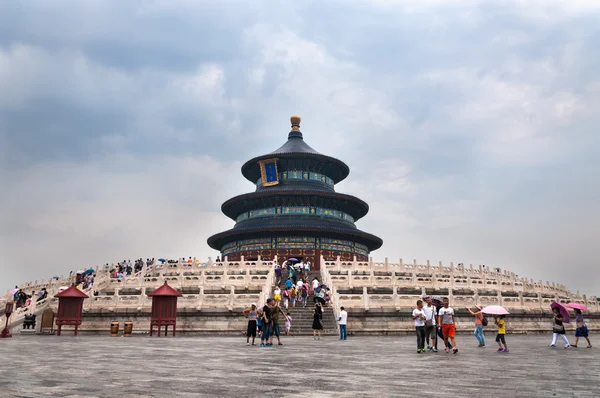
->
[[207, 116, 383, 269]]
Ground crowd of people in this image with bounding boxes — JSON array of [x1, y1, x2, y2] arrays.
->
[[410, 296, 593, 354], [242, 299, 339, 346], [108, 259, 151, 278], [11, 287, 49, 309], [241, 292, 595, 352]]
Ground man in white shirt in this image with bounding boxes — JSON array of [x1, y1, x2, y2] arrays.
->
[[437, 297, 458, 354], [412, 300, 427, 353], [422, 297, 438, 352], [337, 306, 348, 340]]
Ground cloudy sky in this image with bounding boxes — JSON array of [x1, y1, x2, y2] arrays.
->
[[1, 0, 599, 296]]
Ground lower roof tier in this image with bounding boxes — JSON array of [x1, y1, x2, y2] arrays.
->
[[221, 190, 369, 221], [207, 224, 383, 252]]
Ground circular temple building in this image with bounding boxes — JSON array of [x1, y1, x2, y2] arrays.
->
[[207, 116, 383, 269]]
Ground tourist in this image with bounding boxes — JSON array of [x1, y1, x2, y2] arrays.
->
[[313, 302, 323, 340], [282, 288, 289, 309], [466, 305, 486, 347], [437, 298, 458, 354], [290, 286, 297, 308], [260, 299, 273, 347], [312, 277, 320, 294], [285, 277, 293, 289], [285, 312, 293, 335], [413, 300, 427, 353], [275, 265, 282, 286], [304, 261, 310, 279], [337, 306, 348, 340], [573, 309, 592, 348], [256, 309, 263, 337], [494, 315, 508, 352], [301, 283, 309, 307], [36, 288, 48, 302], [274, 286, 281, 306], [423, 297, 437, 352], [269, 299, 286, 346], [243, 303, 258, 346], [549, 307, 571, 348]]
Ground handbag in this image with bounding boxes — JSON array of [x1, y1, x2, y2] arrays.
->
[[425, 307, 434, 328], [553, 324, 565, 333]]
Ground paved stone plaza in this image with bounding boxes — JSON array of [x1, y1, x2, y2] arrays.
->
[[0, 334, 598, 397]]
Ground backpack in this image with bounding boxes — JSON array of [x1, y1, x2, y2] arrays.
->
[[283, 290, 289, 298], [482, 316, 488, 327]]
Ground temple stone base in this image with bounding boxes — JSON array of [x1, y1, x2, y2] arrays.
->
[[52, 308, 600, 336], [346, 308, 600, 335]]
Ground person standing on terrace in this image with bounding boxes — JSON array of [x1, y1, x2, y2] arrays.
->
[[337, 306, 348, 340], [243, 303, 258, 346], [413, 300, 427, 353], [437, 297, 459, 354], [269, 299, 287, 346], [259, 299, 273, 347], [549, 307, 571, 348], [466, 305, 486, 347], [573, 309, 592, 348], [423, 297, 437, 352]]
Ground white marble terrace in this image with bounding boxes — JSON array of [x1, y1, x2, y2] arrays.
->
[[2, 255, 597, 330], [1, 257, 276, 330], [319, 257, 599, 321]]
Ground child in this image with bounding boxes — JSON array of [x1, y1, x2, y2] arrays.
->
[[412, 300, 427, 353], [285, 312, 293, 335], [256, 310, 263, 337], [494, 315, 509, 352], [273, 287, 281, 305]]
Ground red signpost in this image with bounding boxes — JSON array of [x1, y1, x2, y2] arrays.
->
[[148, 282, 182, 337], [55, 286, 89, 336], [1, 302, 14, 338]]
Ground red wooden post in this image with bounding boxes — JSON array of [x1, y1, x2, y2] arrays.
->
[[148, 282, 181, 337], [55, 286, 89, 336], [1, 302, 14, 338]]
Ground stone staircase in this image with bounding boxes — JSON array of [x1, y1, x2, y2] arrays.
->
[[278, 268, 338, 336]]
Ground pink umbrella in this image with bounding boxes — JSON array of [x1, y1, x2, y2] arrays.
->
[[565, 303, 589, 312], [481, 305, 510, 315], [550, 302, 570, 323]]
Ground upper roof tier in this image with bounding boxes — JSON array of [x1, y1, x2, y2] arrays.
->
[[241, 116, 350, 184]]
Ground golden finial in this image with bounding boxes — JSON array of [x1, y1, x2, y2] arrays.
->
[[290, 115, 301, 131]]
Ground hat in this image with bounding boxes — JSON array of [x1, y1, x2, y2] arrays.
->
[[251, 303, 257, 307]]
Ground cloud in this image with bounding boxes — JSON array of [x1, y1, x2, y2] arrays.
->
[[1, 1, 599, 297]]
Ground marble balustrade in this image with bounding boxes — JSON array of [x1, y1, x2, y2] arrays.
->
[[320, 256, 599, 312]]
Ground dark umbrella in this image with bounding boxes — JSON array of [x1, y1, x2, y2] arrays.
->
[[83, 268, 95, 275], [424, 295, 443, 306], [158, 258, 166, 263], [551, 302, 571, 323], [314, 296, 326, 305]]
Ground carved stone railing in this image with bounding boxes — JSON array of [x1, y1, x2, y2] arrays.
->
[[320, 255, 598, 312]]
